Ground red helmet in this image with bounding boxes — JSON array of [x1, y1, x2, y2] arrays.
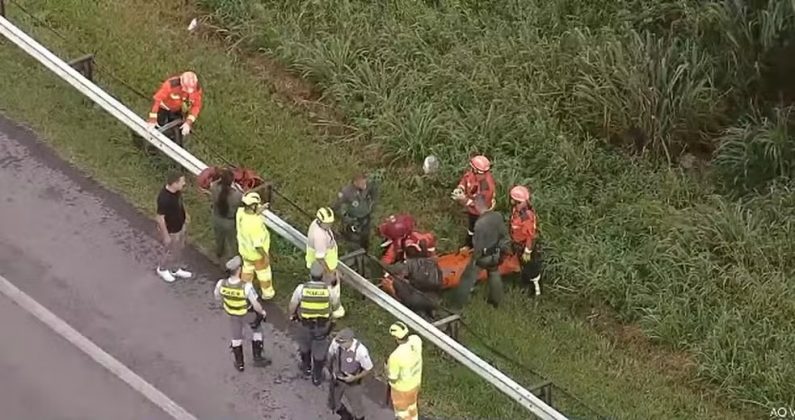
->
[[180, 71, 198, 93], [510, 185, 531, 202], [378, 214, 416, 241], [470, 155, 491, 172]]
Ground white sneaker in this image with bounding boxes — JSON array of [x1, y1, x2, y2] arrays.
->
[[157, 268, 176, 283], [174, 269, 193, 279]]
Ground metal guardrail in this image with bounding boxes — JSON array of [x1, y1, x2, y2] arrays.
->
[[0, 15, 568, 420]]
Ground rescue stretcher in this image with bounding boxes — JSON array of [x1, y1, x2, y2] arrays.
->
[[378, 247, 521, 297]]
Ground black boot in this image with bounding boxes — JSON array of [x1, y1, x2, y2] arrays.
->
[[311, 360, 324, 386], [300, 352, 311, 377], [252, 340, 270, 366], [232, 345, 244, 371], [336, 405, 354, 420]]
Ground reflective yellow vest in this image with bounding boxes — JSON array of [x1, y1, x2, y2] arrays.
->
[[299, 281, 331, 320], [305, 221, 339, 270], [219, 280, 249, 316], [236, 208, 270, 261], [387, 335, 423, 392]]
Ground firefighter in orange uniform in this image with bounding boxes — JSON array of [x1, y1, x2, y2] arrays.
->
[[451, 155, 496, 249], [509, 185, 542, 296], [146, 71, 203, 145]]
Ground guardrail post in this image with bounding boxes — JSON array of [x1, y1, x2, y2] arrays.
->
[[530, 380, 553, 406], [68, 54, 94, 81], [0, 0, 6, 18]]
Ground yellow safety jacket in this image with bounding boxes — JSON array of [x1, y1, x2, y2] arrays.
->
[[219, 280, 249, 316], [387, 335, 423, 392], [236, 208, 270, 261], [299, 281, 331, 320], [305, 221, 339, 270]]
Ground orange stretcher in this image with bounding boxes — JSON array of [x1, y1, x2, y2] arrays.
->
[[379, 248, 521, 297]]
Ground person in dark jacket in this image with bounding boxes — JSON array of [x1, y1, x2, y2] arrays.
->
[[387, 244, 443, 319], [210, 169, 242, 264], [451, 196, 510, 309]]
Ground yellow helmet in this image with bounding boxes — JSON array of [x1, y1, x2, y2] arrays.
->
[[316, 207, 335, 224], [241, 192, 261, 206], [389, 321, 409, 339]]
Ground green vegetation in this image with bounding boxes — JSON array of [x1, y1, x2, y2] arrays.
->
[[195, 0, 795, 412], [0, 0, 788, 418]]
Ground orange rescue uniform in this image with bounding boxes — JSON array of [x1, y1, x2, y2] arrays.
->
[[509, 203, 538, 251], [456, 171, 496, 215], [147, 76, 203, 126]]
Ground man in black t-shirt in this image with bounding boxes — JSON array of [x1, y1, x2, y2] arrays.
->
[[155, 172, 192, 283]]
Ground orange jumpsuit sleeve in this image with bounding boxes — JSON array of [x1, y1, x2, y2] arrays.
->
[[522, 211, 538, 250], [382, 243, 398, 265], [185, 89, 203, 125], [483, 173, 496, 209], [148, 80, 171, 123]]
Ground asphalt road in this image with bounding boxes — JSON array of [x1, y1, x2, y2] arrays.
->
[[0, 115, 393, 420]]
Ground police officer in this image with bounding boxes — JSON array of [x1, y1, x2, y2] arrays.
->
[[213, 256, 269, 371], [451, 196, 510, 309], [288, 261, 341, 385], [333, 173, 378, 251], [327, 328, 373, 420]]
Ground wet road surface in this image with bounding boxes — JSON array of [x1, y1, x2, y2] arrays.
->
[[0, 293, 171, 420], [0, 115, 393, 420]]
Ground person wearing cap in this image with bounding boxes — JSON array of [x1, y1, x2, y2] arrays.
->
[[509, 185, 542, 296], [288, 261, 341, 385], [213, 256, 269, 371], [451, 155, 496, 249], [326, 328, 373, 420], [306, 207, 345, 318], [146, 71, 203, 145], [236, 191, 275, 299], [451, 195, 510, 309], [386, 321, 422, 420]]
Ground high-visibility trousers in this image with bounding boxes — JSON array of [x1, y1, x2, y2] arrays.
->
[[241, 256, 275, 299], [391, 386, 419, 420]]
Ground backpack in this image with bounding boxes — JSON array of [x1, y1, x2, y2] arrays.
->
[[405, 257, 442, 292]]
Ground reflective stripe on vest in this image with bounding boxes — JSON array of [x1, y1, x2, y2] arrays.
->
[[220, 281, 248, 316], [299, 282, 331, 319]]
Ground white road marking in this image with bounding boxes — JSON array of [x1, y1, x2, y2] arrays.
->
[[0, 274, 198, 420]]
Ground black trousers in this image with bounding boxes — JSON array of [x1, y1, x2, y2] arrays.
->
[[156, 108, 185, 146], [514, 243, 543, 284]]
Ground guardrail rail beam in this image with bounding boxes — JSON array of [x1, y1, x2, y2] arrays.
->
[[0, 14, 569, 420]]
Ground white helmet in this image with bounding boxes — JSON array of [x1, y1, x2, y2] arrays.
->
[[422, 155, 439, 174]]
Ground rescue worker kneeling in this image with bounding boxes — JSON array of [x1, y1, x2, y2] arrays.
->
[[387, 242, 443, 320], [213, 256, 269, 371], [236, 192, 275, 299], [327, 328, 373, 420], [387, 322, 423, 420], [289, 261, 342, 386]]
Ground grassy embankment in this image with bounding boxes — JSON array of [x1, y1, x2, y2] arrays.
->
[[195, 0, 795, 414], [0, 0, 785, 418]]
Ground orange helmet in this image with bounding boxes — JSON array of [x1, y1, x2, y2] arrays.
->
[[180, 71, 198, 93], [510, 185, 531, 202], [470, 155, 491, 172]]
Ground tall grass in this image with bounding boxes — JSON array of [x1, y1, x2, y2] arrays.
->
[[194, 0, 795, 409]]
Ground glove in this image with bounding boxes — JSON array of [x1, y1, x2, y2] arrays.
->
[[249, 312, 265, 329], [450, 187, 464, 200], [522, 248, 533, 263], [180, 122, 191, 136]]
